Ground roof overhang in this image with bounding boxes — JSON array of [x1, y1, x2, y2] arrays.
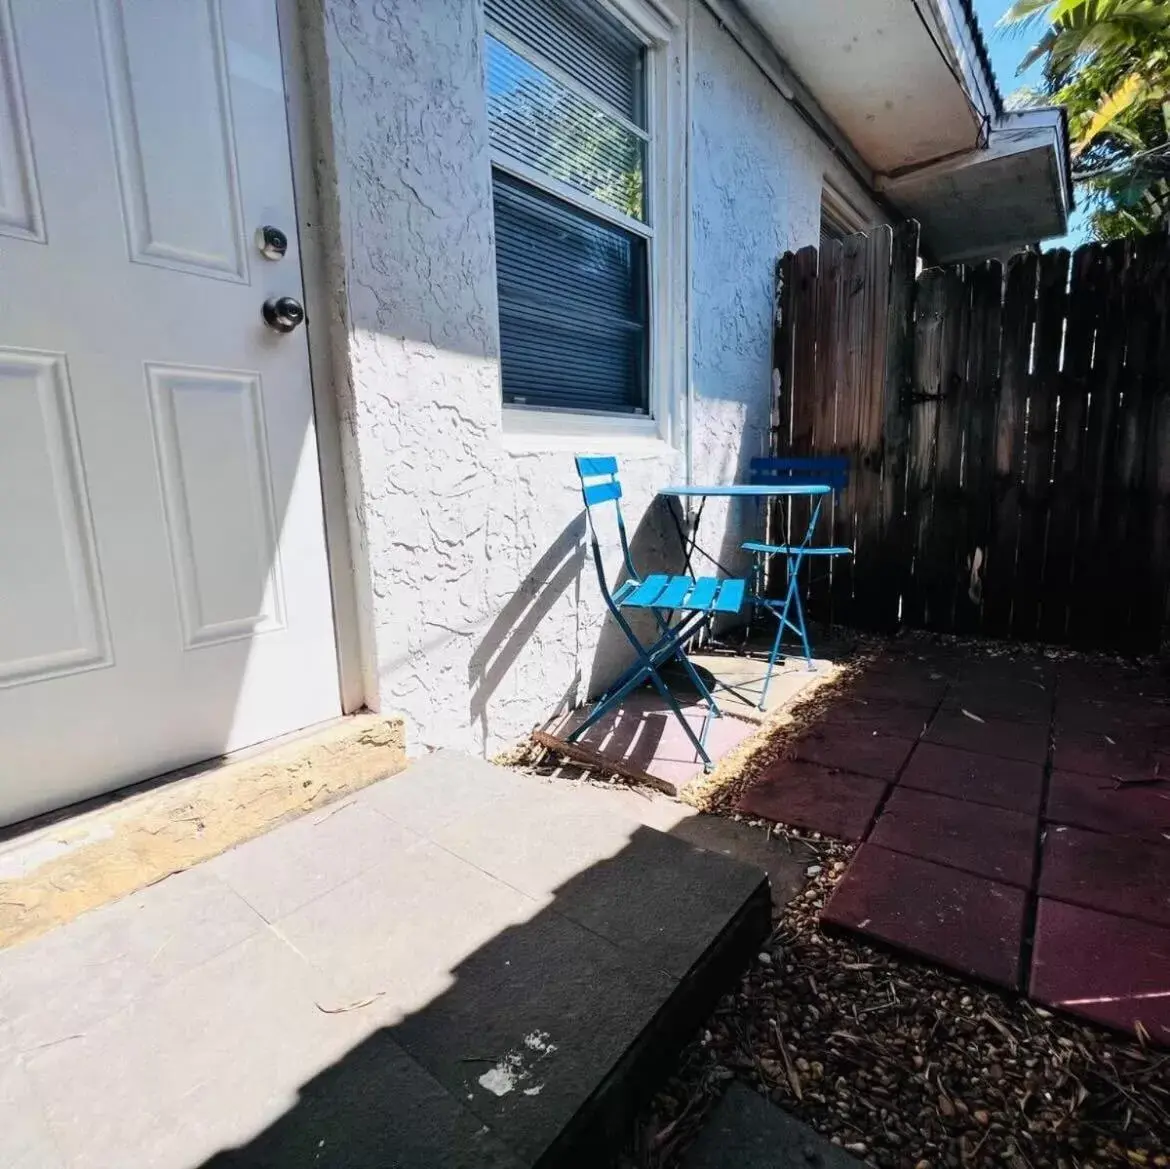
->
[[878, 108, 1073, 261], [728, 0, 1071, 255]]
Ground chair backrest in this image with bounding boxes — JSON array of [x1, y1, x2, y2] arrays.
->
[[749, 456, 849, 490], [575, 455, 638, 605]]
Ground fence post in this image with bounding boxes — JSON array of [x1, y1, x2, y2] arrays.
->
[[875, 220, 919, 632]]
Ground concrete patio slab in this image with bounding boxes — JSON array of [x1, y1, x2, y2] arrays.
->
[[662, 649, 836, 724], [208, 799, 420, 923], [0, 752, 771, 1169], [0, 864, 262, 1053], [554, 692, 758, 794], [1046, 771, 1170, 841], [1030, 898, 1170, 1046], [923, 710, 1049, 765], [737, 759, 887, 840], [822, 845, 1026, 989], [0, 1056, 62, 1169], [898, 742, 1045, 815], [1039, 826, 1170, 929], [869, 787, 1037, 888], [681, 1081, 864, 1169], [791, 725, 918, 782]]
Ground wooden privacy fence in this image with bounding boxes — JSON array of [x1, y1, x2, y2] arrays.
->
[[771, 223, 1170, 653]]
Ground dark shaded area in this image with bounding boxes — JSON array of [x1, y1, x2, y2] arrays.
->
[[197, 823, 771, 1168], [681, 1080, 865, 1169]]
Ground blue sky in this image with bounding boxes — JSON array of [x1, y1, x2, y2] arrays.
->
[[972, 0, 1088, 245]]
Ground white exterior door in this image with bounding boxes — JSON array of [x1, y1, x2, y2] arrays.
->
[[0, 0, 341, 826]]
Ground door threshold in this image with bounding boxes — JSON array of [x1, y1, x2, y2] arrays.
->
[[0, 713, 407, 950]]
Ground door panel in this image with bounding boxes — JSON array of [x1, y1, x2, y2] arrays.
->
[[0, 0, 340, 826], [0, 349, 111, 687]]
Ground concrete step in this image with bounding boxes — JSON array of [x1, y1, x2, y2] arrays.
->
[[0, 751, 770, 1169], [681, 1082, 866, 1169]]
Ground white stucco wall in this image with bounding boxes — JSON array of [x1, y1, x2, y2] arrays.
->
[[300, 0, 886, 756]]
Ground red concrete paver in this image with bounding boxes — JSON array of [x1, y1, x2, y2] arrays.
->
[[821, 845, 1026, 989], [1055, 696, 1170, 739], [1030, 898, 1170, 1046], [1052, 728, 1166, 783], [813, 698, 932, 742], [845, 669, 949, 710], [942, 681, 1052, 725], [1040, 825, 1170, 929], [736, 760, 887, 841], [899, 742, 1044, 815], [870, 787, 1037, 888], [791, 725, 917, 782], [1046, 771, 1170, 841], [923, 710, 1049, 765]]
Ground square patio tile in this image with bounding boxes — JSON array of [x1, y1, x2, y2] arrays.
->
[[1046, 771, 1170, 842], [555, 693, 757, 793], [1055, 696, 1170, 740], [1039, 826, 1170, 929], [812, 697, 933, 742], [843, 668, 949, 710], [923, 711, 1049, 765], [870, 787, 1038, 888], [899, 742, 1044, 815], [942, 680, 1052, 725], [821, 845, 1026, 989], [24, 929, 372, 1169], [736, 760, 887, 841], [1030, 899, 1170, 1046], [1051, 728, 1165, 783], [0, 866, 262, 1054], [791, 724, 917, 782], [209, 799, 420, 923]]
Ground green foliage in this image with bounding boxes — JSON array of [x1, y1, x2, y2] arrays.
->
[[1003, 0, 1170, 238]]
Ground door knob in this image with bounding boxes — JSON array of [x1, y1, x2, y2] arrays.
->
[[262, 296, 304, 333]]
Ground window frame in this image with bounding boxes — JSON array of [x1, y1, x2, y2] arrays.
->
[[487, 0, 680, 443]]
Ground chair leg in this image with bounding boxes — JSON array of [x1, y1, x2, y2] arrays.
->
[[645, 669, 713, 770], [653, 612, 722, 719], [790, 579, 814, 669]]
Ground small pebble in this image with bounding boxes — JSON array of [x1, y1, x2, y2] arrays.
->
[[806, 864, 823, 876], [845, 1143, 868, 1155], [758, 952, 773, 965]]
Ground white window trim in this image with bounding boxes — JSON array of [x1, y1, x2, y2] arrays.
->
[[489, 0, 684, 448]]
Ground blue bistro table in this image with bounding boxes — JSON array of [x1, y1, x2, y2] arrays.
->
[[658, 482, 832, 579], [659, 480, 839, 705]]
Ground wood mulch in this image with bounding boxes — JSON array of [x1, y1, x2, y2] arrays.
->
[[622, 824, 1169, 1169]]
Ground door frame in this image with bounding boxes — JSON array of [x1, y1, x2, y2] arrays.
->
[[274, 0, 365, 714]]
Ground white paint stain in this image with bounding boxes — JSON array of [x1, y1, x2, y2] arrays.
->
[[523, 1030, 557, 1055], [476, 1032, 558, 1097]]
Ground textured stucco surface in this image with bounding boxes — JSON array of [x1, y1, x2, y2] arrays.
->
[[302, 0, 884, 756]]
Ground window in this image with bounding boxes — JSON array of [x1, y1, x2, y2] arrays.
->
[[485, 0, 653, 417]]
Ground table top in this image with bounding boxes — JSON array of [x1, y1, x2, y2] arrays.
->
[[659, 483, 832, 498]]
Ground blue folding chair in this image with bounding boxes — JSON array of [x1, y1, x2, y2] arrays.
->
[[570, 456, 747, 771], [742, 456, 852, 708]]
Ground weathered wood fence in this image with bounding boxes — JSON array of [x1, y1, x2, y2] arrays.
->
[[771, 223, 1170, 653]]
